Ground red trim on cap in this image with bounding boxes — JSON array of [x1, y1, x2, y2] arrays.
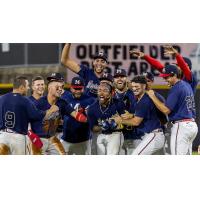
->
[[159, 73, 171, 78]]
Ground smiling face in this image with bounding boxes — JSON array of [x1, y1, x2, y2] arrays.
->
[[131, 82, 146, 97], [70, 87, 84, 99], [163, 76, 177, 87], [93, 58, 108, 75], [97, 84, 112, 105], [48, 81, 64, 98], [114, 76, 127, 91], [32, 79, 45, 96]]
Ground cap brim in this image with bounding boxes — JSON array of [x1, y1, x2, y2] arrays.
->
[[159, 73, 171, 78]]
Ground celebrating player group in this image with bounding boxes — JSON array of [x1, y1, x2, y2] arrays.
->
[[0, 44, 198, 155]]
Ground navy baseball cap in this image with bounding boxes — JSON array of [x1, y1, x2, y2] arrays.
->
[[183, 57, 192, 69], [99, 73, 113, 82], [47, 72, 64, 82], [159, 65, 179, 78], [93, 51, 108, 63], [174, 57, 192, 70], [143, 72, 154, 82], [114, 69, 127, 78], [71, 77, 85, 89]]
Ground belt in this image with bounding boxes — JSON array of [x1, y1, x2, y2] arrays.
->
[[1, 128, 19, 134], [152, 128, 163, 133], [171, 118, 195, 124]]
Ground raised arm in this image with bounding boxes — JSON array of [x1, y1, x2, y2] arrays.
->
[[163, 45, 192, 81], [130, 49, 164, 72], [61, 43, 81, 73]]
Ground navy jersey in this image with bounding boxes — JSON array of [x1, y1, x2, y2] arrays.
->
[[29, 95, 40, 106], [31, 96, 74, 138], [78, 64, 100, 97], [0, 93, 45, 134], [61, 91, 95, 143], [183, 72, 198, 94], [166, 80, 195, 121], [134, 93, 162, 135], [114, 89, 137, 139], [87, 98, 126, 134]]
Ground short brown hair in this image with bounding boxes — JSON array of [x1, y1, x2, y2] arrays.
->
[[32, 76, 44, 84], [13, 76, 28, 89]]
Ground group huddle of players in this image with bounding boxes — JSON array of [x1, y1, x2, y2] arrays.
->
[[0, 44, 198, 155]]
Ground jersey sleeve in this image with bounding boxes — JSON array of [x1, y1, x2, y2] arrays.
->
[[165, 90, 179, 111], [77, 64, 90, 79], [155, 92, 166, 103], [87, 106, 98, 129], [61, 100, 74, 116], [26, 99, 45, 121], [176, 54, 192, 81], [144, 55, 164, 73]]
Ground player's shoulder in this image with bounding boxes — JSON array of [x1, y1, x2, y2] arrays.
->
[[61, 90, 72, 101], [87, 99, 98, 111]]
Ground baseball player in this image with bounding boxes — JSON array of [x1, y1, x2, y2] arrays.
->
[[61, 43, 108, 97], [0, 76, 58, 155], [112, 75, 165, 155], [31, 73, 87, 155], [130, 45, 198, 94], [60, 77, 95, 155], [113, 68, 138, 155], [146, 64, 198, 155], [143, 71, 169, 154], [29, 75, 45, 106], [87, 82, 126, 155]]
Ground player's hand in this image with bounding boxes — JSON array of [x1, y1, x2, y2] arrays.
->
[[146, 90, 155, 97], [163, 45, 178, 56], [50, 105, 59, 113], [129, 49, 145, 58], [100, 120, 110, 131], [121, 111, 133, 120], [110, 115, 122, 125]]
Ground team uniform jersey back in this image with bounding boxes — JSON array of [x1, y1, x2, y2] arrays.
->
[[165, 80, 196, 121], [61, 91, 95, 143], [0, 93, 45, 134], [31, 96, 74, 138], [87, 98, 126, 134], [78, 64, 100, 97], [134, 93, 162, 136]]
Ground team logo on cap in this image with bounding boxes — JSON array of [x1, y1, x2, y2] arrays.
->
[[162, 68, 166, 73], [52, 73, 56, 76], [75, 80, 81, 85], [116, 69, 122, 74], [99, 51, 104, 56]]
